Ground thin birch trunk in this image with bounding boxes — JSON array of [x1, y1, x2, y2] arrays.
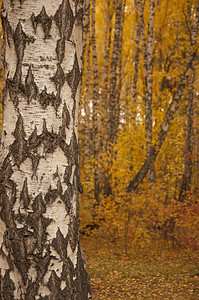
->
[[115, 0, 126, 134], [91, 0, 100, 204], [138, 0, 156, 184], [84, 45, 92, 162], [0, 1, 91, 299], [108, 0, 123, 144], [132, 0, 140, 104], [100, 1, 113, 147], [103, 0, 124, 197]]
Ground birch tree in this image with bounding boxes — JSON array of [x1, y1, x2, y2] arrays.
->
[[108, 0, 124, 145], [138, 0, 156, 184], [0, 0, 91, 299]]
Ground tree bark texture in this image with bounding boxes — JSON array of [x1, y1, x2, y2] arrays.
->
[[0, 1, 91, 299]]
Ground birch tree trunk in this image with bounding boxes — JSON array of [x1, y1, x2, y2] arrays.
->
[[0, 1, 91, 299], [132, 0, 140, 104], [91, 0, 100, 204], [138, 0, 156, 184], [108, 0, 123, 144]]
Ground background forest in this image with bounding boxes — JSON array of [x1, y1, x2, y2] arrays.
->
[[0, 0, 198, 298], [79, 0, 199, 297], [79, 0, 199, 254]]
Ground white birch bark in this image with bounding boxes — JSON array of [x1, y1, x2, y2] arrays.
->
[[138, 0, 156, 184], [0, 1, 91, 299]]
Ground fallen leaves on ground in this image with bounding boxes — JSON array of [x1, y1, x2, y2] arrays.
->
[[81, 237, 199, 299]]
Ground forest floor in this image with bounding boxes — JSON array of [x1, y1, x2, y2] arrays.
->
[[80, 236, 199, 299]]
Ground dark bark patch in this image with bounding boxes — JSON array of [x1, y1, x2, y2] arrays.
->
[[1, 16, 13, 49], [18, 226, 34, 239], [2, 270, 15, 299], [39, 87, 56, 109], [20, 178, 30, 209], [76, 246, 92, 300], [41, 216, 52, 238], [53, 93, 62, 112], [10, 236, 30, 284], [27, 193, 52, 252], [11, 114, 27, 166], [19, 0, 25, 6], [59, 103, 70, 138], [47, 270, 62, 296], [0, 156, 13, 196], [62, 102, 71, 129], [26, 282, 39, 300], [61, 186, 72, 213], [50, 63, 65, 89], [9, 0, 14, 8], [50, 63, 65, 111], [42, 118, 48, 134], [61, 260, 76, 299], [32, 193, 46, 216], [75, 165, 83, 194], [59, 126, 66, 140], [28, 126, 38, 148], [56, 38, 65, 63], [61, 131, 79, 165], [54, 0, 74, 40], [53, 167, 59, 179], [41, 130, 58, 155], [31, 13, 37, 33], [67, 217, 79, 252], [74, 6, 83, 26], [6, 80, 20, 107], [13, 112, 25, 139], [25, 65, 38, 103], [63, 165, 72, 185], [52, 228, 68, 260], [29, 153, 40, 178], [57, 178, 63, 196], [10, 181, 17, 206], [31, 6, 52, 39], [66, 54, 81, 99], [13, 22, 31, 85], [44, 185, 58, 205], [71, 131, 79, 165], [35, 252, 51, 281]]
